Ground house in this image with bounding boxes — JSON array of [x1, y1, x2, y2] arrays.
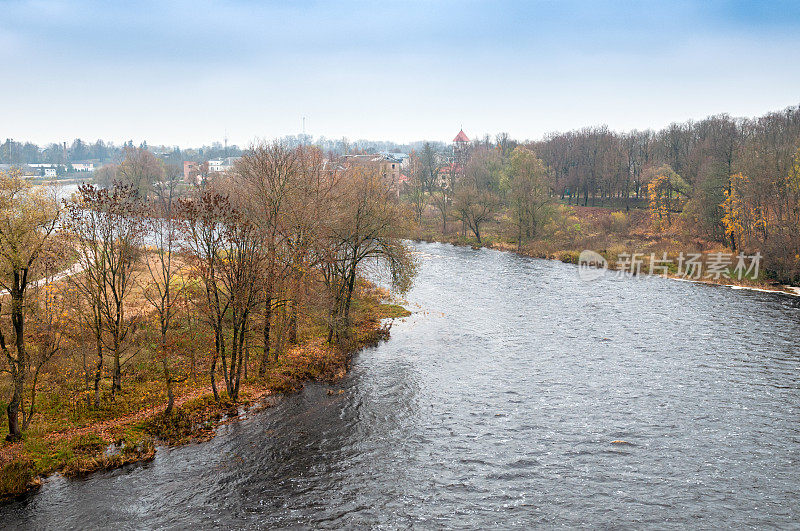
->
[[380, 152, 410, 169], [183, 161, 199, 182], [208, 159, 225, 173], [342, 153, 403, 197]]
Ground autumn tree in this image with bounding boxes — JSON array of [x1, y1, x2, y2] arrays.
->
[[317, 166, 416, 343], [233, 142, 298, 371], [453, 148, 501, 243], [405, 151, 427, 224], [0, 170, 61, 440], [140, 164, 184, 414], [65, 183, 143, 403], [645, 164, 690, 229], [505, 147, 552, 248], [117, 146, 164, 197], [180, 186, 261, 401]]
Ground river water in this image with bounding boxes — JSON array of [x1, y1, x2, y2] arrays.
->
[[2, 242, 799, 528]]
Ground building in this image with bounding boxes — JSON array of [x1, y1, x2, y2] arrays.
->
[[208, 156, 240, 174], [342, 153, 404, 197], [71, 162, 95, 172], [452, 129, 470, 167], [436, 129, 471, 189], [183, 161, 199, 182], [208, 159, 225, 173], [380, 152, 410, 169]]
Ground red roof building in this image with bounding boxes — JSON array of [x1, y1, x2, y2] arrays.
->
[[453, 129, 469, 143]]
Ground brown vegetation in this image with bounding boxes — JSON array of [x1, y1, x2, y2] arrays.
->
[[0, 143, 415, 499]]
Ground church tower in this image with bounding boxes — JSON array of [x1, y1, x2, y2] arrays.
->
[[452, 128, 470, 171]]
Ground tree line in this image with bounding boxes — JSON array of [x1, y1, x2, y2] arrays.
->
[[0, 138, 244, 167], [402, 105, 800, 281]]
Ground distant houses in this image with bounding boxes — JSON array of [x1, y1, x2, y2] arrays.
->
[[183, 156, 240, 183], [342, 152, 409, 197], [1, 161, 95, 178], [182, 152, 412, 197]]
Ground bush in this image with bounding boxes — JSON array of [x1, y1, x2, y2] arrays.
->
[[609, 211, 629, 233], [0, 460, 35, 499]]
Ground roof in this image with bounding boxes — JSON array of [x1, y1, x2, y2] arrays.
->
[[453, 129, 469, 143]]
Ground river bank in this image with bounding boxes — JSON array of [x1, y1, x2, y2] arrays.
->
[[407, 204, 799, 296], [0, 285, 410, 501]]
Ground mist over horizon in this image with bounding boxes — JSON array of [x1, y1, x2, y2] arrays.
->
[[4, 101, 800, 154]]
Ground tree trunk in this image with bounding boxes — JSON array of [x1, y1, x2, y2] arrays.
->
[[288, 300, 298, 344], [259, 292, 272, 376], [210, 350, 219, 401], [94, 328, 103, 409], [161, 333, 174, 415], [5, 292, 26, 441], [6, 373, 22, 442], [111, 321, 122, 397]]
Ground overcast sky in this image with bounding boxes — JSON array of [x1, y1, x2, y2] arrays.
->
[[2, 0, 799, 147]]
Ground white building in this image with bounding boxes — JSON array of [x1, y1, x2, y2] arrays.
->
[[208, 157, 240, 174], [72, 162, 95, 172]]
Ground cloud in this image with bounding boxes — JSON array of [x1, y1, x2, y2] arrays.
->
[[1, 0, 798, 145]]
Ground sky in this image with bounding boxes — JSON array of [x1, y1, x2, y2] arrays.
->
[[2, 0, 799, 147]]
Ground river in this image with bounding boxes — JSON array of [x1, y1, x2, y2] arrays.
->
[[2, 242, 799, 528]]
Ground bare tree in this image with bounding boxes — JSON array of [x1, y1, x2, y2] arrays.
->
[[140, 164, 185, 414], [233, 142, 298, 372], [317, 166, 416, 343], [180, 186, 261, 401], [453, 149, 501, 244], [65, 183, 143, 403]]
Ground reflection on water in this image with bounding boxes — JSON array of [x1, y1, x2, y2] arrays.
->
[[3, 242, 799, 528]]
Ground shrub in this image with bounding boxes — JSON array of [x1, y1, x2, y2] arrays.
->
[[0, 460, 35, 499]]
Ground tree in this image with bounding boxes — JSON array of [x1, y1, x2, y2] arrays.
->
[[645, 164, 690, 229], [0, 170, 61, 440], [405, 151, 427, 224], [65, 183, 143, 403], [418, 142, 441, 194], [506, 147, 552, 248], [233, 142, 298, 372], [453, 149, 501, 244], [317, 166, 416, 343], [93, 164, 119, 189], [116, 146, 163, 197], [180, 186, 261, 401], [140, 165, 185, 414]]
